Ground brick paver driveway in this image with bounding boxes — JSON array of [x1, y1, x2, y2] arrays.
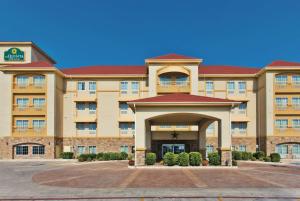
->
[[32, 161, 300, 188]]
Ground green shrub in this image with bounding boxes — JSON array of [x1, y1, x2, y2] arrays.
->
[[120, 152, 128, 160], [232, 151, 242, 160], [128, 154, 133, 160], [178, 152, 189, 166], [174, 154, 179, 165], [163, 152, 176, 166], [96, 152, 104, 161], [263, 156, 271, 162], [251, 156, 256, 161], [232, 160, 237, 166], [208, 152, 221, 166], [60, 152, 74, 159], [241, 152, 252, 160], [253, 151, 265, 160], [189, 152, 202, 166], [78, 154, 96, 162], [145, 152, 156, 165], [270, 153, 281, 162], [103, 153, 111, 160]]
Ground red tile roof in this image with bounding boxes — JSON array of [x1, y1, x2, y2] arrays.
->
[[61, 65, 147, 75], [267, 60, 300, 67], [2, 61, 54, 68], [128, 93, 238, 103], [148, 53, 199, 60], [199, 65, 260, 74]]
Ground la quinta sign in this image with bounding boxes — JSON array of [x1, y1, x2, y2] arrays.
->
[[4, 48, 25, 61]]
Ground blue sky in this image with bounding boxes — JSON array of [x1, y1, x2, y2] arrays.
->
[[0, 0, 300, 68]]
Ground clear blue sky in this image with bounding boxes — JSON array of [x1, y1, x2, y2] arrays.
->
[[1, 0, 300, 68]]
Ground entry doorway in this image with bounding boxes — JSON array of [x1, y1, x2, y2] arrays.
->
[[162, 144, 185, 157]]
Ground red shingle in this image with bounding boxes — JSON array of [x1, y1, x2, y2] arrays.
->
[[3, 61, 53, 68], [148, 53, 199, 60], [268, 60, 300, 67], [61, 65, 147, 75], [128, 93, 238, 103], [199, 65, 260, 74]]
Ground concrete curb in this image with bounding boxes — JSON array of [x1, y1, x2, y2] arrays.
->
[[238, 160, 300, 167], [128, 165, 238, 169]]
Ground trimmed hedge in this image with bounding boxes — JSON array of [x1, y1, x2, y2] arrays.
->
[[145, 152, 156, 165], [163, 152, 176, 166], [241, 152, 253, 160], [60, 152, 74, 159], [208, 152, 220, 166], [232, 151, 242, 160], [178, 152, 189, 166], [270, 153, 281, 162], [78, 154, 97, 162], [189, 152, 202, 166], [79, 152, 128, 162], [253, 151, 265, 160]]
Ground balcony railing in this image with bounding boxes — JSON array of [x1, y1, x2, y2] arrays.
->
[[13, 127, 46, 136], [231, 129, 247, 135], [157, 81, 190, 93], [275, 127, 300, 135], [13, 105, 46, 115], [275, 105, 300, 114], [76, 129, 97, 135], [13, 83, 46, 93], [275, 82, 300, 92]]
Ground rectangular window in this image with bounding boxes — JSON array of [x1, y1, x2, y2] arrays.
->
[[205, 81, 214, 95], [227, 81, 235, 94], [276, 144, 288, 158], [176, 125, 188, 128], [77, 146, 86, 155], [33, 76, 45, 87], [239, 145, 247, 152], [88, 103, 96, 111], [16, 120, 29, 132], [292, 144, 300, 155], [292, 119, 300, 128], [176, 76, 188, 86], [120, 81, 128, 94], [88, 123, 97, 131], [292, 97, 300, 110], [131, 81, 139, 94], [275, 119, 288, 129], [16, 145, 28, 155], [238, 81, 246, 94], [275, 97, 288, 110], [77, 81, 85, 90], [16, 98, 29, 108], [238, 103, 247, 114], [275, 75, 288, 85], [119, 103, 129, 114], [160, 125, 172, 128], [76, 123, 85, 130], [231, 122, 247, 134], [120, 123, 129, 134], [33, 120, 45, 131], [33, 98, 45, 109], [32, 145, 45, 155], [16, 75, 29, 87], [206, 123, 214, 134], [89, 81, 96, 91], [88, 146, 97, 154], [292, 75, 300, 85], [206, 145, 214, 154], [159, 76, 172, 86], [76, 102, 85, 110], [120, 145, 129, 153]]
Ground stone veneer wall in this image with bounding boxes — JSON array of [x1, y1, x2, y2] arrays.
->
[[206, 137, 256, 153], [266, 136, 300, 156]]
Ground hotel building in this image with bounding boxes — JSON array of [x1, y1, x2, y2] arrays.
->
[[0, 41, 300, 165]]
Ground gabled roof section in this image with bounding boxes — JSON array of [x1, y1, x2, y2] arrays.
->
[[267, 60, 300, 67], [61, 65, 147, 75], [128, 93, 239, 105], [199, 65, 260, 75], [148, 53, 199, 60], [1, 61, 54, 68]]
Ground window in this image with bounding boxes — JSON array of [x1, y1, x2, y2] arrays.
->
[[120, 145, 129, 153], [275, 97, 288, 110], [176, 76, 188, 85], [33, 120, 45, 131], [120, 81, 128, 94], [89, 146, 97, 154], [89, 103, 96, 111], [292, 144, 300, 155], [33, 76, 45, 87], [205, 81, 214, 95], [77, 81, 85, 90], [292, 97, 300, 110], [239, 123, 247, 134], [227, 81, 235, 94], [275, 75, 288, 85], [276, 144, 288, 157], [292, 119, 300, 129], [89, 81, 96, 91], [239, 145, 247, 152], [32, 145, 45, 155], [231, 122, 247, 134], [76, 123, 85, 130], [16, 75, 29, 87], [238, 81, 246, 94], [176, 125, 188, 128], [131, 81, 139, 94], [160, 125, 172, 128], [16, 145, 28, 155], [33, 98, 45, 109], [238, 103, 247, 114], [77, 146, 86, 155], [275, 119, 288, 129], [16, 120, 29, 132], [206, 123, 214, 134], [16, 98, 29, 108], [206, 145, 214, 154], [120, 123, 129, 134], [76, 102, 85, 110], [89, 123, 97, 131], [159, 76, 172, 86], [292, 75, 300, 85], [120, 103, 129, 114]]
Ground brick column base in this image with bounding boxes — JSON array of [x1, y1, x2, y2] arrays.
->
[[135, 150, 145, 166], [219, 149, 232, 166]]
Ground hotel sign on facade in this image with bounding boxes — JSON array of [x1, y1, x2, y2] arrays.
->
[[4, 48, 24, 61]]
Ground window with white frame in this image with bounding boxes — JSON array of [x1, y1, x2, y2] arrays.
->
[[239, 145, 247, 152], [292, 97, 300, 110], [238, 81, 246, 94], [206, 123, 214, 134], [276, 144, 288, 157], [292, 75, 300, 85], [275, 119, 288, 129], [275, 97, 288, 110], [176, 125, 188, 129], [89, 81, 96, 91], [206, 145, 214, 154], [227, 81, 235, 94], [292, 119, 300, 129], [88, 103, 96, 113], [33, 98, 45, 109], [32, 120, 45, 132], [119, 102, 129, 114], [159, 125, 172, 128], [33, 76, 45, 87], [88, 146, 97, 154], [77, 146, 86, 155], [205, 81, 214, 95], [16, 120, 29, 132], [16, 145, 28, 155], [231, 122, 247, 134], [120, 145, 129, 153], [159, 76, 172, 86], [16, 98, 29, 109], [32, 145, 45, 155], [275, 75, 288, 85], [131, 81, 139, 94], [238, 103, 247, 114], [119, 122, 134, 134], [176, 76, 188, 86], [292, 144, 300, 155], [76, 123, 85, 130], [16, 75, 29, 87], [76, 102, 85, 110], [120, 81, 128, 94], [77, 81, 85, 90]]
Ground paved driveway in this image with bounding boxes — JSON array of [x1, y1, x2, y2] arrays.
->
[[0, 160, 300, 200]]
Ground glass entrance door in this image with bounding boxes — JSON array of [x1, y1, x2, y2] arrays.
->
[[162, 144, 185, 157]]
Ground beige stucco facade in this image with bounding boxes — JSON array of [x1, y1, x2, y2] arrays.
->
[[0, 42, 300, 165]]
